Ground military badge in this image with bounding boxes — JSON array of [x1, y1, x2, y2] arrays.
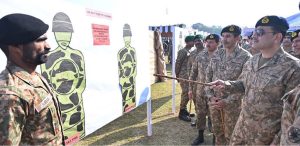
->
[[262, 17, 269, 24], [292, 32, 297, 38], [229, 26, 234, 32]]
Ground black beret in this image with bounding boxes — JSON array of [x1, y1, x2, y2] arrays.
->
[[205, 34, 220, 43], [255, 15, 289, 33], [185, 35, 195, 42], [221, 25, 241, 35], [194, 34, 203, 40], [0, 13, 49, 45], [291, 29, 300, 42]]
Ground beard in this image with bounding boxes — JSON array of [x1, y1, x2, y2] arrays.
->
[[22, 47, 50, 65]]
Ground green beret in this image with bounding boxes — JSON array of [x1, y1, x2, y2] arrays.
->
[[286, 31, 292, 37], [194, 34, 203, 40], [0, 13, 49, 45], [185, 35, 195, 42], [205, 34, 220, 43], [221, 25, 241, 35], [255, 15, 289, 33], [291, 29, 300, 42]]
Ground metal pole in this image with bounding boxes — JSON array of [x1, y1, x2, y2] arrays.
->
[[172, 27, 176, 114], [147, 98, 152, 136]]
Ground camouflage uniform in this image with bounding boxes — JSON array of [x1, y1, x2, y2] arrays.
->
[[188, 48, 203, 106], [175, 47, 191, 110], [0, 63, 64, 145], [205, 46, 251, 144], [223, 49, 300, 145], [279, 85, 300, 145], [291, 52, 300, 59], [189, 49, 213, 130], [285, 48, 294, 55]]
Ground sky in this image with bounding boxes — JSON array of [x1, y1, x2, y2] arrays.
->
[[131, 0, 300, 28]]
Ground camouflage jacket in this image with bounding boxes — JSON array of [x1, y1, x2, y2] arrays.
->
[[205, 46, 252, 103], [279, 85, 300, 145], [175, 47, 191, 79], [224, 48, 300, 144], [285, 48, 294, 55], [189, 49, 215, 96], [0, 63, 64, 145], [188, 48, 203, 74]]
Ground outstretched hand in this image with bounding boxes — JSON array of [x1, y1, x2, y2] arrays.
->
[[209, 80, 225, 91]]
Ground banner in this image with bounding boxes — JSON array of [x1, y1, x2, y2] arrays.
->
[[0, 0, 151, 144]]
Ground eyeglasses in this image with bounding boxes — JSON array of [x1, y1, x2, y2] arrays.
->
[[254, 29, 275, 37]]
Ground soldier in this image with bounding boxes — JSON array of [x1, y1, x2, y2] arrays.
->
[[241, 35, 251, 52], [205, 25, 252, 145], [175, 35, 194, 121], [278, 85, 300, 145], [291, 29, 300, 59], [209, 15, 300, 145], [189, 34, 220, 145], [188, 34, 204, 106], [0, 14, 64, 145], [282, 31, 294, 54]]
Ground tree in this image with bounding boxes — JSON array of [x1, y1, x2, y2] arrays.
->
[[192, 23, 222, 34]]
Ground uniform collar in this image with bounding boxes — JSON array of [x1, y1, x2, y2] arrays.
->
[[6, 62, 44, 87], [255, 47, 285, 70]]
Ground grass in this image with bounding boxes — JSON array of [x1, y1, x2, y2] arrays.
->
[[76, 63, 213, 145]]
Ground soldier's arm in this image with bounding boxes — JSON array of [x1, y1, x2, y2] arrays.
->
[[0, 94, 26, 145], [285, 64, 300, 93], [175, 50, 185, 77], [283, 90, 300, 145]]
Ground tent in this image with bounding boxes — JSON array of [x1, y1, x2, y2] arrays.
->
[[286, 12, 300, 31]]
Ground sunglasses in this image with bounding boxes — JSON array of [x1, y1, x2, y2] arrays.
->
[[254, 29, 275, 37]]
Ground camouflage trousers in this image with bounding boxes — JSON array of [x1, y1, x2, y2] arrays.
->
[[230, 109, 279, 145], [209, 100, 241, 145], [179, 81, 189, 110], [195, 94, 209, 130]]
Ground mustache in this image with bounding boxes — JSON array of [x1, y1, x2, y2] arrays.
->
[[38, 48, 51, 63]]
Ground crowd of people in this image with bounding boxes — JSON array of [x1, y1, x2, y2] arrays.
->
[[175, 15, 300, 145]]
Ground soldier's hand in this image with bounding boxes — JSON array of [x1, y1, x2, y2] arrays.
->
[[214, 99, 225, 110], [188, 90, 193, 100], [208, 97, 221, 108], [209, 80, 225, 91]]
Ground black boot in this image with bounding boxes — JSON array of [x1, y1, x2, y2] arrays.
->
[[191, 130, 204, 145], [178, 109, 191, 122], [212, 135, 215, 145]]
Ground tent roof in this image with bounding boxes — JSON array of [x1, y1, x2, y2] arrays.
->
[[286, 12, 300, 31]]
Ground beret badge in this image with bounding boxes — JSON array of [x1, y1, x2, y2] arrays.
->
[[292, 32, 297, 38], [262, 17, 269, 24]]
